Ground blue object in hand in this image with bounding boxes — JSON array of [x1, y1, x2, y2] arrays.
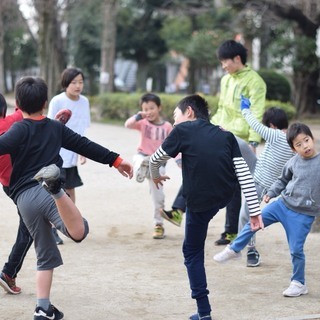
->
[[240, 95, 251, 110]]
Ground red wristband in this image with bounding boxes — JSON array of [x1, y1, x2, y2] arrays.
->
[[113, 156, 123, 168]]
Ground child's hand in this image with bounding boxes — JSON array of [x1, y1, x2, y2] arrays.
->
[[250, 214, 264, 231], [240, 95, 251, 111], [263, 194, 271, 203], [116, 160, 133, 179], [153, 175, 170, 189]]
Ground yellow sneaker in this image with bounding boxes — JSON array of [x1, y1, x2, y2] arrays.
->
[[153, 225, 165, 239]]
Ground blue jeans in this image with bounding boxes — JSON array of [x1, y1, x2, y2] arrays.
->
[[183, 206, 219, 315], [2, 186, 33, 279], [231, 199, 314, 284]]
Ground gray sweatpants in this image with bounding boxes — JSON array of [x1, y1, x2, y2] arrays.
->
[[17, 184, 89, 270]]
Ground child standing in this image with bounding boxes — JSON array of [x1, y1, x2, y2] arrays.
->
[[238, 96, 295, 267], [47, 67, 90, 244], [125, 93, 180, 239], [47, 67, 90, 203], [150, 94, 263, 320], [0, 77, 133, 319], [214, 122, 318, 298]]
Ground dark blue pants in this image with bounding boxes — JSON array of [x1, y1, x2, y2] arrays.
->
[[225, 182, 241, 234], [183, 206, 219, 315], [172, 185, 186, 212], [2, 187, 33, 278]]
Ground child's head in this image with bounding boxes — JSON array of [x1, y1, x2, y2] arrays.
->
[[139, 93, 162, 123], [15, 77, 48, 114], [139, 93, 161, 108], [217, 40, 247, 65], [61, 67, 85, 90], [173, 94, 209, 125], [287, 122, 316, 158], [0, 93, 7, 118], [262, 107, 288, 130]]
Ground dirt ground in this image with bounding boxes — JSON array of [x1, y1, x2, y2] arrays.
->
[[1, 121, 320, 320]]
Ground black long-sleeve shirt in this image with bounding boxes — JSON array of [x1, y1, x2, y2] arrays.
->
[[0, 117, 119, 202], [150, 119, 260, 216]]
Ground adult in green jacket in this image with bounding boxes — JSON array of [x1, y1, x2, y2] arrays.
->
[[211, 39, 266, 248]]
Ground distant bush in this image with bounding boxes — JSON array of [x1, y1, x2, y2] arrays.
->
[[90, 92, 295, 123], [258, 69, 292, 102]]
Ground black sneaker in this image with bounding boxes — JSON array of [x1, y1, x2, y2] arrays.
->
[[214, 232, 237, 246], [247, 248, 260, 267], [33, 304, 64, 320], [33, 164, 62, 195], [52, 227, 64, 245]]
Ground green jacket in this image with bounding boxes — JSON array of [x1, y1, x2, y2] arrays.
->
[[211, 66, 266, 143]]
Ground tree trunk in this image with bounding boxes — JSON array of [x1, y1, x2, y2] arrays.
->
[[34, 0, 66, 100], [293, 69, 319, 117], [100, 0, 118, 94]]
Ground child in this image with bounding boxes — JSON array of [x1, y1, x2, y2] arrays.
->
[[0, 94, 33, 295], [47, 67, 90, 203], [238, 96, 295, 267], [149, 94, 263, 320], [214, 122, 318, 298], [125, 93, 181, 239], [47, 67, 90, 244], [0, 77, 133, 319]]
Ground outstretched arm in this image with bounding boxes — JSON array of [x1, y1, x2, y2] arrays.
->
[[149, 145, 172, 189], [233, 156, 264, 231]]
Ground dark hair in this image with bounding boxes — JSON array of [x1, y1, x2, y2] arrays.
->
[[217, 40, 247, 65], [176, 94, 209, 121], [139, 93, 161, 107], [287, 122, 313, 149], [61, 67, 84, 90], [262, 107, 288, 129], [0, 93, 7, 118], [15, 77, 48, 114]]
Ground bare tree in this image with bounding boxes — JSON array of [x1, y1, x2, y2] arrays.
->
[[0, 0, 10, 93], [100, 0, 118, 93]]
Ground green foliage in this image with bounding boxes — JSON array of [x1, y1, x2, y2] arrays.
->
[[258, 69, 291, 102]]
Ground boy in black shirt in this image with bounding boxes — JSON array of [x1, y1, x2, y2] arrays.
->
[[0, 77, 133, 320], [150, 94, 263, 320]]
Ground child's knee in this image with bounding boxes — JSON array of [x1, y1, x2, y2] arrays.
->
[[68, 218, 89, 243]]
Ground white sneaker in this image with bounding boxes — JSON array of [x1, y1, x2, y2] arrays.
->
[[283, 280, 308, 297], [213, 245, 242, 263]]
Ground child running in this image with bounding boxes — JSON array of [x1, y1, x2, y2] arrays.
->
[[214, 122, 318, 298], [0, 77, 133, 320], [149, 94, 263, 320], [125, 93, 181, 239]]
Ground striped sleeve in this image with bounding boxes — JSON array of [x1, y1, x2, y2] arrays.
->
[[149, 146, 172, 179], [233, 156, 261, 217]]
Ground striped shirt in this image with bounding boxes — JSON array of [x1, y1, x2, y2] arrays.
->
[[242, 109, 294, 189]]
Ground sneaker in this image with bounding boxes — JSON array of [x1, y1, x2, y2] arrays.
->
[[33, 164, 62, 195], [161, 208, 183, 227], [247, 248, 260, 267], [55, 109, 72, 125], [283, 280, 308, 297], [52, 227, 64, 245], [136, 157, 150, 183], [153, 225, 165, 239], [214, 232, 237, 246], [34, 304, 64, 320], [0, 272, 21, 294], [189, 314, 212, 320], [213, 244, 242, 263]]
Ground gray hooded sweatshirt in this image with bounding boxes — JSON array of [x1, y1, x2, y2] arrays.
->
[[266, 153, 320, 216]]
